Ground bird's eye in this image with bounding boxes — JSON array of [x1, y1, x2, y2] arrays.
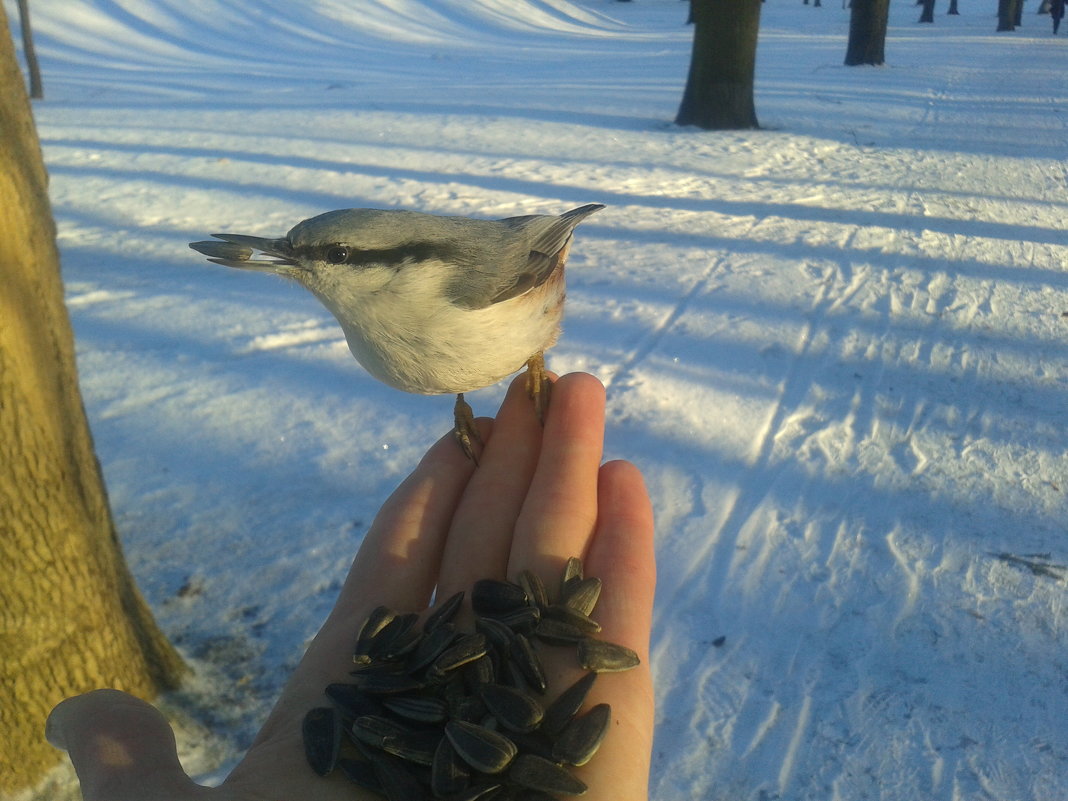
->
[[326, 246, 348, 264]]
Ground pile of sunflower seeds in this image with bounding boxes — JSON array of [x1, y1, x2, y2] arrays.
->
[[302, 557, 639, 800]]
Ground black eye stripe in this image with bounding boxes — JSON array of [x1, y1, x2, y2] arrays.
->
[[315, 242, 461, 267]]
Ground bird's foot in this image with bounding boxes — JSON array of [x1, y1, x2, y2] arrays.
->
[[453, 393, 483, 464], [524, 352, 551, 425]]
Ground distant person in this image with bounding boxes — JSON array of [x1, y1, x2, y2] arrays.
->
[[1052, 0, 1066, 34]]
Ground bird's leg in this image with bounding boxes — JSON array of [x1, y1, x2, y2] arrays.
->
[[524, 351, 551, 424], [453, 392, 482, 464]]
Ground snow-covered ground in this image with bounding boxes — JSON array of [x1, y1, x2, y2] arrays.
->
[[8, 0, 1068, 798]]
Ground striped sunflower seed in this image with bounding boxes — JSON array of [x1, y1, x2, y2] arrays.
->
[[445, 720, 518, 774], [577, 638, 640, 673], [553, 702, 612, 766]]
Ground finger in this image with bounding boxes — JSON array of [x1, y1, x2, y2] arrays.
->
[[435, 372, 546, 599], [585, 460, 657, 662], [507, 372, 606, 581], [341, 421, 486, 614], [255, 424, 486, 750], [46, 690, 200, 801], [574, 459, 657, 801]]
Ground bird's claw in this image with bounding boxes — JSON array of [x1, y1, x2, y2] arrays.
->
[[453, 393, 482, 465], [525, 352, 551, 425]]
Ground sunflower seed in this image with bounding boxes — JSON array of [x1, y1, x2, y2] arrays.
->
[[507, 730, 556, 762], [472, 579, 529, 614], [382, 695, 447, 723], [480, 683, 544, 733], [301, 706, 340, 776], [424, 590, 465, 633], [351, 714, 412, 749], [308, 558, 624, 799], [476, 616, 516, 650], [381, 728, 441, 765], [508, 753, 588, 796], [371, 751, 429, 801], [541, 671, 597, 737], [561, 576, 602, 617], [544, 603, 601, 634], [369, 612, 421, 659], [518, 570, 549, 609], [351, 672, 424, 695], [354, 605, 396, 663], [337, 756, 383, 792], [560, 557, 584, 597], [442, 784, 505, 801], [508, 633, 547, 693], [431, 736, 469, 797], [429, 633, 488, 679], [483, 604, 540, 633], [407, 621, 459, 673], [463, 653, 496, 692], [577, 638, 640, 673], [324, 683, 383, 720], [553, 702, 612, 766], [533, 617, 586, 646], [445, 720, 519, 774]]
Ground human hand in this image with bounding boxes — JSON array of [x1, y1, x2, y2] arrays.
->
[[47, 371, 656, 800]]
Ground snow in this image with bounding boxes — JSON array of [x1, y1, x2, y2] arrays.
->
[[7, 0, 1068, 798]]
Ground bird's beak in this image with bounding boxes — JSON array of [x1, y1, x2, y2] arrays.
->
[[189, 234, 299, 274]]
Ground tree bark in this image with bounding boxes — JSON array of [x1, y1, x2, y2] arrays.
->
[[844, 0, 891, 65], [675, 0, 761, 130], [15, 0, 43, 99], [0, 8, 186, 793]]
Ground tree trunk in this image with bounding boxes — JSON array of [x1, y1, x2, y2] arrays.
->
[[844, 0, 891, 65], [675, 0, 761, 130], [15, 0, 42, 99], [918, 0, 936, 21], [948, 0, 960, 14], [0, 8, 186, 793], [997, 0, 1020, 29]]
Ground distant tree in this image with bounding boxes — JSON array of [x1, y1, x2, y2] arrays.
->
[[948, 0, 960, 13], [844, 0, 890, 65], [14, 0, 42, 98], [997, 0, 1022, 28], [676, 0, 761, 130], [0, 9, 186, 793], [919, 0, 936, 21]]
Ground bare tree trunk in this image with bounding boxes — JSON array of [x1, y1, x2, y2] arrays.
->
[[918, 0, 936, 21], [997, 0, 1021, 29], [844, 0, 891, 65], [15, 0, 43, 99], [675, 0, 761, 130], [0, 8, 186, 793]]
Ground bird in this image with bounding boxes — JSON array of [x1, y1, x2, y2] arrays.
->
[[189, 203, 604, 462]]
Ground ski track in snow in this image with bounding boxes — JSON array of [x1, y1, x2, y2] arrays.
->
[[8, 0, 1068, 799]]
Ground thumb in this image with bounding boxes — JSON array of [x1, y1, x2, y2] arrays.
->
[[46, 689, 205, 801]]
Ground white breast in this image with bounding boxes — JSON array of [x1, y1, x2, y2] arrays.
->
[[310, 260, 565, 395]]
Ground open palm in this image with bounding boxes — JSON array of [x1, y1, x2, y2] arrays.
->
[[48, 372, 656, 801]]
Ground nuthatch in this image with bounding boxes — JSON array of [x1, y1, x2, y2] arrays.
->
[[189, 204, 603, 461]]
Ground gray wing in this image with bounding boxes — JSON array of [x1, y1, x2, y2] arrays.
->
[[449, 204, 604, 309]]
